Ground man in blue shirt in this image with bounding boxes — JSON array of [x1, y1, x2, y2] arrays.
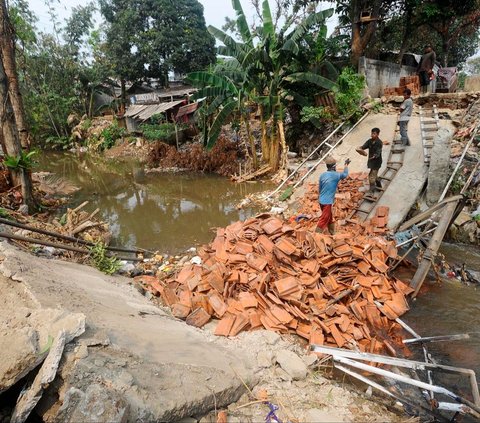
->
[[316, 156, 350, 235]]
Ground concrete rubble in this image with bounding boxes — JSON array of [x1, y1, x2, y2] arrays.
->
[[0, 242, 255, 422]]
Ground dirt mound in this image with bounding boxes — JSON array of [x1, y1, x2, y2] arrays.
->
[[147, 136, 243, 176]]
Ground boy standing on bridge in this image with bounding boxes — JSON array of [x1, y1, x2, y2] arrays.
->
[[356, 127, 383, 194], [316, 156, 350, 235], [399, 88, 413, 146]]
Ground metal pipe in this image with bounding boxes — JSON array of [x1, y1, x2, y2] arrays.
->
[[334, 364, 451, 421], [333, 357, 480, 416], [395, 227, 436, 248], [291, 112, 370, 191], [439, 124, 479, 202], [266, 119, 348, 199]]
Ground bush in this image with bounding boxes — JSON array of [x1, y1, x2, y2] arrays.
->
[[99, 121, 125, 150], [334, 67, 365, 118], [141, 122, 177, 142], [3, 150, 38, 171], [89, 242, 122, 275], [300, 106, 336, 124]]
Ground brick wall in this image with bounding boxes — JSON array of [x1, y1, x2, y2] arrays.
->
[[358, 57, 417, 97]]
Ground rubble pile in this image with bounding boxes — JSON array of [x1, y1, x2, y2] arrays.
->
[[147, 136, 242, 176], [140, 197, 413, 354]]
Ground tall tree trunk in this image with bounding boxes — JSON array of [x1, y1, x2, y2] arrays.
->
[[350, 0, 382, 69], [441, 33, 449, 67], [0, 0, 30, 149], [120, 78, 126, 114], [0, 59, 35, 211]]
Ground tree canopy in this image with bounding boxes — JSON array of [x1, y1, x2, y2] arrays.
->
[[99, 0, 216, 89], [331, 0, 480, 68]]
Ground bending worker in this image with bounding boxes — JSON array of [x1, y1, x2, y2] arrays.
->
[[316, 156, 350, 235]]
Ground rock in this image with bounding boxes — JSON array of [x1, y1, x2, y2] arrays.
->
[[392, 96, 404, 103], [256, 350, 274, 368], [302, 353, 318, 367], [258, 330, 281, 346], [304, 408, 345, 422], [56, 384, 128, 423], [454, 211, 472, 227], [270, 206, 286, 215], [175, 417, 197, 423], [275, 349, 308, 381], [75, 344, 89, 360], [287, 152, 298, 158], [275, 367, 292, 382], [119, 262, 135, 274], [11, 331, 67, 423]]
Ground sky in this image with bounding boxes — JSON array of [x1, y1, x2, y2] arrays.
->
[[26, 0, 338, 36]]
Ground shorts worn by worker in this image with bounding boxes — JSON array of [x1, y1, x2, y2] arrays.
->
[[316, 204, 333, 231], [368, 168, 382, 192]]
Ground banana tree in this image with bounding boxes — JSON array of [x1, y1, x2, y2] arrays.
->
[[188, 0, 338, 172]]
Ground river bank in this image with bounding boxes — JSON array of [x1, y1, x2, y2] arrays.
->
[[1, 93, 479, 422]]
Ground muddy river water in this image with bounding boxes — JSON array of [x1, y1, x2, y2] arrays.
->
[[39, 152, 480, 392], [38, 152, 271, 253]]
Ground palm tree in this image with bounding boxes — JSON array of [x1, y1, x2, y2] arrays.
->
[[188, 0, 338, 172]]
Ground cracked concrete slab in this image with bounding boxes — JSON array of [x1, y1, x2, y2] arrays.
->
[[0, 242, 255, 422]]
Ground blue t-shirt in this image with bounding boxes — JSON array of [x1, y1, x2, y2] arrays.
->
[[318, 168, 349, 205]]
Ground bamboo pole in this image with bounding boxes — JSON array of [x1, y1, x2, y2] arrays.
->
[[0, 232, 143, 262], [439, 123, 479, 202], [0, 217, 151, 255], [410, 200, 460, 297], [291, 112, 370, 191], [266, 119, 350, 199]]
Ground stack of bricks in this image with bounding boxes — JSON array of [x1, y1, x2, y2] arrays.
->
[[383, 75, 420, 96]]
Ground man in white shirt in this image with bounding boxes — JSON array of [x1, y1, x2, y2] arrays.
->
[[399, 88, 413, 147]]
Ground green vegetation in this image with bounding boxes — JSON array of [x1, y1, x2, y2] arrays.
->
[[188, 0, 338, 171], [99, 121, 125, 150], [6, 0, 480, 164], [333, 67, 365, 118], [89, 242, 122, 275], [300, 106, 336, 124], [3, 150, 37, 170], [99, 0, 215, 108], [141, 123, 176, 142]]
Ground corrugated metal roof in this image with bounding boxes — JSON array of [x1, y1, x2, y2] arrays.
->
[[157, 87, 197, 99], [176, 102, 199, 118], [125, 100, 184, 121]]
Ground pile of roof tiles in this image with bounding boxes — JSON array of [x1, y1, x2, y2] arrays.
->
[[301, 173, 390, 235], [139, 172, 413, 354]]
